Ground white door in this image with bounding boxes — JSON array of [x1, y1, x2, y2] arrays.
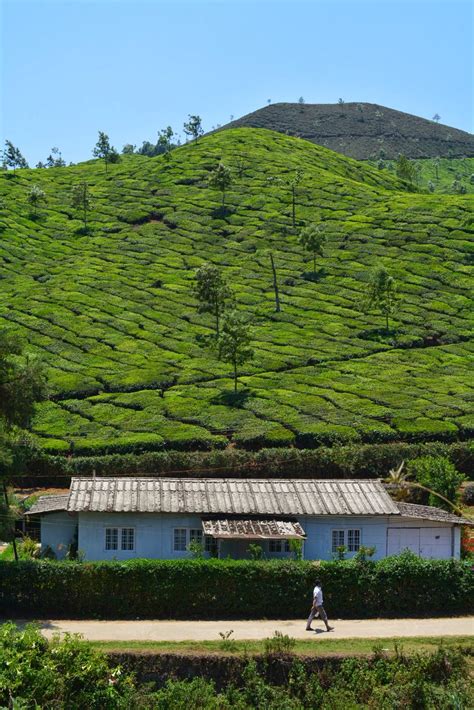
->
[[387, 528, 420, 556], [420, 528, 452, 559]]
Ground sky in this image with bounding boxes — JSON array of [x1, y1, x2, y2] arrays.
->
[[1, 0, 473, 166]]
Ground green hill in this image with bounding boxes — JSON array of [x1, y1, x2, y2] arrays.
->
[[222, 103, 474, 160], [0, 128, 472, 456]]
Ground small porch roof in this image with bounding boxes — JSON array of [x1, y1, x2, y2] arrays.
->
[[202, 519, 306, 539]]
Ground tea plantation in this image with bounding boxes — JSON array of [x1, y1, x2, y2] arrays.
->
[[0, 128, 472, 456]]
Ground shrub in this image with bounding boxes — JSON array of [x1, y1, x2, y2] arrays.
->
[[0, 555, 472, 620], [407, 456, 466, 510]]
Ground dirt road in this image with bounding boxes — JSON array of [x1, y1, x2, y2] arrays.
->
[[21, 616, 474, 642]]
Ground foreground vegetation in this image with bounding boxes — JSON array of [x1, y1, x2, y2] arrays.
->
[[1, 554, 472, 619], [1, 128, 473, 456], [1, 623, 472, 709]]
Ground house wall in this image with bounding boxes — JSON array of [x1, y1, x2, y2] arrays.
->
[[75, 512, 460, 561], [41, 512, 78, 560]]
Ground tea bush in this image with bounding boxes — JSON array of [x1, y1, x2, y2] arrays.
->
[[1, 129, 472, 456]]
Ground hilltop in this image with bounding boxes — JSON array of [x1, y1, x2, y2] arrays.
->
[[221, 103, 474, 160], [0, 128, 472, 457]]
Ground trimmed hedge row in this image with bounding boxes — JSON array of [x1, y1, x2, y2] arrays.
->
[[20, 440, 474, 486], [1, 555, 472, 619]]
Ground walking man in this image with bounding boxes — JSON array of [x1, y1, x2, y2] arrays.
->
[[306, 579, 334, 632]]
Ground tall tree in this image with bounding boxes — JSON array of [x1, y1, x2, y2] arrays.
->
[[183, 115, 203, 144], [395, 154, 415, 184], [3, 140, 28, 173], [208, 162, 232, 206], [299, 223, 327, 273], [93, 131, 119, 172], [0, 331, 47, 559], [432, 113, 441, 123], [122, 143, 136, 154], [217, 311, 253, 393], [269, 253, 281, 312], [157, 126, 175, 160], [27, 185, 46, 217], [71, 182, 92, 230], [194, 263, 230, 336], [268, 169, 303, 227], [363, 265, 398, 331]]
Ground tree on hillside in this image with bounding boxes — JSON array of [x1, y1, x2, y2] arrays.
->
[[27, 185, 46, 217], [194, 263, 231, 337], [432, 113, 441, 123], [217, 311, 253, 393], [363, 265, 398, 332], [122, 144, 136, 154], [157, 126, 175, 160], [71, 182, 92, 230], [93, 131, 120, 172], [269, 252, 281, 313], [298, 96, 305, 104], [208, 162, 233, 207], [183, 115, 203, 144], [299, 223, 327, 274], [0, 331, 47, 560], [46, 147, 66, 168], [395, 154, 415, 184], [338, 98, 345, 115], [2, 140, 28, 173], [268, 169, 303, 228]]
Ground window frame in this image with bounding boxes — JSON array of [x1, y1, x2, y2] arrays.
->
[[173, 528, 188, 552], [104, 526, 135, 552], [347, 528, 361, 552], [269, 539, 291, 553], [331, 529, 345, 553]]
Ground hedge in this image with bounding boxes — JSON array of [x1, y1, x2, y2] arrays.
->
[[1, 555, 472, 619], [18, 440, 474, 486]]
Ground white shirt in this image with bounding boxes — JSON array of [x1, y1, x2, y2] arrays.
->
[[313, 585, 323, 606]]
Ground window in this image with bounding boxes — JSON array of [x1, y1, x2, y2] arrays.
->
[[174, 528, 187, 552], [269, 539, 291, 553], [347, 529, 361, 552], [121, 528, 135, 551], [204, 535, 216, 553], [105, 527, 118, 551], [190, 529, 203, 545], [105, 527, 135, 551], [332, 529, 361, 553], [332, 530, 345, 552]]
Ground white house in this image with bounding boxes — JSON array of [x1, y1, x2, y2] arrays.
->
[[27, 477, 470, 561]]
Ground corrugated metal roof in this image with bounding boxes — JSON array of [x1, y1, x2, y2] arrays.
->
[[67, 477, 399, 515], [202, 519, 306, 539], [397, 502, 473, 526], [26, 494, 69, 515]]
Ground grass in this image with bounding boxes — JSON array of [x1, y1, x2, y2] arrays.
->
[[1, 127, 473, 455], [91, 635, 474, 657], [368, 156, 474, 194]]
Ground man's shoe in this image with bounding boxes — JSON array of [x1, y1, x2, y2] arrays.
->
[[305, 627, 313, 631], [326, 626, 334, 632]]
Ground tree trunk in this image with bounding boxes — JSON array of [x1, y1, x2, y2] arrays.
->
[[313, 252, 316, 274], [270, 253, 281, 312], [3, 481, 18, 562], [292, 187, 296, 227], [385, 312, 389, 332], [215, 304, 220, 337], [222, 191, 225, 207], [233, 360, 237, 392]]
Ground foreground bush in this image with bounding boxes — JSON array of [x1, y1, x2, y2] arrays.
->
[[1, 553, 472, 619], [0, 624, 472, 709]]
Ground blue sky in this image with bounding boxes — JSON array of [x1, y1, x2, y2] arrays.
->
[[1, 0, 472, 165]]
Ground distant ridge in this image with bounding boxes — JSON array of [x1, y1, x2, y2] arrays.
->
[[220, 102, 474, 160]]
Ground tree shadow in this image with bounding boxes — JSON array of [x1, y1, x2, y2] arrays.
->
[[74, 226, 92, 236], [210, 205, 233, 219], [211, 388, 252, 408], [301, 267, 327, 283], [358, 327, 397, 342]]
